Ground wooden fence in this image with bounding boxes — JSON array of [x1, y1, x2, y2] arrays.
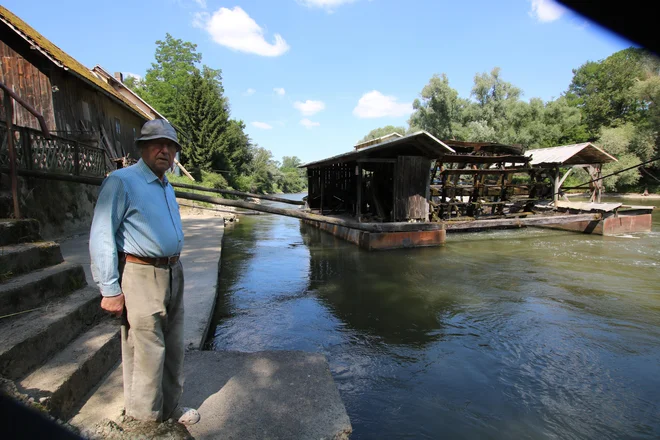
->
[[0, 122, 108, 178]]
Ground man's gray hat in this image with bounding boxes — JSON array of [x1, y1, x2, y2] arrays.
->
[[135, 119, 182, 151]]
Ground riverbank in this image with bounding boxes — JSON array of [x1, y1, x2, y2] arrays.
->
[[61, 212, 350, 439]]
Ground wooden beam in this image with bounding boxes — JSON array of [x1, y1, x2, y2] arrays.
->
[[439, 154, 529, 164], [445, 213, 601, 231], [176, 191, 445, 233], [356, 158, 396, 164], [173, 158, 195, 181], [356, 164, 362, 222], [170, 182, 304, 205], [441, 168, 533, 175], [3, 91, 20, 219]]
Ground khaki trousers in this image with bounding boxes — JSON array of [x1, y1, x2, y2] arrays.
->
[[119, 260, 185, 422]]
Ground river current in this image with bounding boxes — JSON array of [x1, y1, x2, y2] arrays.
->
[[208, 196, 660, 439]]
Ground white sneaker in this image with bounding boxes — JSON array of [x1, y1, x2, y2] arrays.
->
[[171, 406, 200, 425]]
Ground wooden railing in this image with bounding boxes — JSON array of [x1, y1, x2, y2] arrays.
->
[[0, 123, 109, 178]]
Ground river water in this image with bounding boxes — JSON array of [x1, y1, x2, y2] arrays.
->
[[207, 196, 660, 440]]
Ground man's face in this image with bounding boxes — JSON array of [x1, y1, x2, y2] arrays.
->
[[141, 138, 177, 178]]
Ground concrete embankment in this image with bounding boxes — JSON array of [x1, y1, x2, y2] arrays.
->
[[64, 213, 351, 439]]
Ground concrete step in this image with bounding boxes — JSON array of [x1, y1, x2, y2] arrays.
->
[[18, 319, 121, 421], [0, 285, 101, 380], [0, 218, 41, 246], [0, 261, 87, 317], [0, 241, 64, 280]]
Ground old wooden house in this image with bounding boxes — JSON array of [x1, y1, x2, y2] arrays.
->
[[300, 131, 454, 249], [0, 5, 149, 165]]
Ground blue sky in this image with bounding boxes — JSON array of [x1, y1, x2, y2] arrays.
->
[[4, 0, 633, 163]]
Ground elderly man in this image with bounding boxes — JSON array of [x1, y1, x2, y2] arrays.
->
[[89, 119, 199, 425]]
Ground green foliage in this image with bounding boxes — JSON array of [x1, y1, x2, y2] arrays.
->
[[137, 34, 258, 190], [177, 67, 230, 176], [407, 48, 660, 192], [596, 124, 655, 190], [142, 34, 202, 125], [409, 74, 464, 139], [279, 156, 307, 193], [566, 48, 650, 135], [409, 69, 588, 148], [359, 125, 406, 143]]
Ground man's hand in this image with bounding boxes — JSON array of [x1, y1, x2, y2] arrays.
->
[[101, 293, 125, 317]]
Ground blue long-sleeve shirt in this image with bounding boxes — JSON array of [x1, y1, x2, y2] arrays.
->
[[89, 159, 184, 297]]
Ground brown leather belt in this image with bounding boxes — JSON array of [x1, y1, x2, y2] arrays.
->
[[119, 252, 179, 266]]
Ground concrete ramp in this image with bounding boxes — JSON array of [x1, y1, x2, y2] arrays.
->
[[182, 350, 352, 440]]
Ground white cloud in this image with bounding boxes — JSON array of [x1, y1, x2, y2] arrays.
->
[[353, 90, 412, 118], [244, 88, 256, 96], [193, 7, 290, 57], [529, 0, 566, 22], [122, 72, 142, 81], [297, 0, 357, 11], [193, 0, 207, 8], [274, 87, 286, 96], [294, 100, 325, 116], [251, 121, 273, 130], [300, 119, 320, 129]]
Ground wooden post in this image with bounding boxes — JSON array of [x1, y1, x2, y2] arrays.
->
[[553, 167, 560, 203], [320, 167, 324, 215], [21, 126, 32, 170], [73, 141, 80, 176], [392, 161, 397, 222], [173, 158, 195, 181], [356, 163, 362, 222], [3, 91, 20, 219], [596, 165, 602, 203]]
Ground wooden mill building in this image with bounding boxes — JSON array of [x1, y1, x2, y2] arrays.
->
[[301, 133, 653, 250], [0, 5, 150, 167], [303, 131, 455, 223]]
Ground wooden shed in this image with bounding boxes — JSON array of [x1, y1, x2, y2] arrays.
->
[[302, 131, 455, 223], [0, 6, 149, 161], [526, 142, 618, 203]]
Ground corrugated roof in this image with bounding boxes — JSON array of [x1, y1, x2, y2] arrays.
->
[[525, 142, 618, 166], [0, 6, 149, 120], [301, 131, 455, 168]]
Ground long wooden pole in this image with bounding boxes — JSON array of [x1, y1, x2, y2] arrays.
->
[[175, 190, 445, 233], [1, 168, 602, 234], [170, 181, 304, 206], [3, 91, 20, 219]]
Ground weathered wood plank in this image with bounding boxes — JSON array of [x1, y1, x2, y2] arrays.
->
[[445, 213, 601, 230], [442, 168, 533, 175], [439, 154, 529, 164]]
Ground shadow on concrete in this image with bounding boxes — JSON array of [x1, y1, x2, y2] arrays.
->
[[181, 350, 351, 439]]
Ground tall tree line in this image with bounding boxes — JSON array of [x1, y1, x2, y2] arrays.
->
[[125, 34, 306, 194]]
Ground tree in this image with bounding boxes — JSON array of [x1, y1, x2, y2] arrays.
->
[[219, 119, 253, 183], [358, 126, 406, 143], [240, 146, 281, 194], [408, 74, 465, 139], [279, 156, 307, 193], [597, 124, 648, 190], [142, 34, 202, 124], [566, 48, 650, 135], [177, 67, 229, 177]]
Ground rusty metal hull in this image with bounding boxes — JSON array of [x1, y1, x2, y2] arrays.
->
[[304, 220, 446, 251], [537, 211, 653, 235]]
